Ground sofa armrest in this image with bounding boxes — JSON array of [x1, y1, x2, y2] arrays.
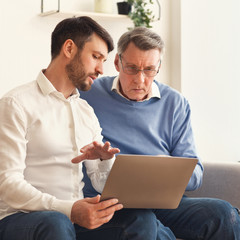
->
[[185, 161, 240, 209]]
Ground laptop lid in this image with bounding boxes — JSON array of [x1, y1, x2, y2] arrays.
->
[[101, 154, 198, 209]]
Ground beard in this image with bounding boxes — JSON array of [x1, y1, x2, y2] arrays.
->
[[66, 51, 97, 91]]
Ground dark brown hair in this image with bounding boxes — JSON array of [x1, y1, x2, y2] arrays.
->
[[51, 16, 114, 59]]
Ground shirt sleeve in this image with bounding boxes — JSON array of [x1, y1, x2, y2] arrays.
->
[[0, 97, 74, 218], [84, 158, 115, 193], [170, 97, 203, 191], [82, 105, 115, 193]]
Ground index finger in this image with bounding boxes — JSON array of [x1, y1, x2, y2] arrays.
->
[[80, 142, 94, 153], [96, 198, 120, 211]]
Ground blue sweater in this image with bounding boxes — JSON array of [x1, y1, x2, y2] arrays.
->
[[80, 76, 203, 196]]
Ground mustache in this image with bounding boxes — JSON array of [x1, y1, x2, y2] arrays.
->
[[88, 72, 100, 79]]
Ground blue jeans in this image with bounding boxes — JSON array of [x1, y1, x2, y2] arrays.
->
[[0, 209, 174, 240], [153, 196, 240, 239], [82, 162, 240, 239], [0, 197, 239, 240]]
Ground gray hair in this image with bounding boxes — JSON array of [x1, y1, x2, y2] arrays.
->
[[117, 27, 165, 60]]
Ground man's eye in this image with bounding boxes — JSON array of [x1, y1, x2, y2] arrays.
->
[[126, 66, 137, 70], [145, 67, 155, 71], [93, 55, 99, 59]]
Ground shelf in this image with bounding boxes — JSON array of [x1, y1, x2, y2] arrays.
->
[[39, 0, 160, 22], [39, 11, 130, 21]]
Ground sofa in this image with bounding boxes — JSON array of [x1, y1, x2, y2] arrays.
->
[[177, 161, 240, 240]]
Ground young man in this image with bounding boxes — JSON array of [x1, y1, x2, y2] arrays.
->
[[80, 27, 240, 239], [0, 17, 171, 240]]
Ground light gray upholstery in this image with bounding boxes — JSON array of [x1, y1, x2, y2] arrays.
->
[[177, 161, 240, 240], [185, 161, 240, 209]]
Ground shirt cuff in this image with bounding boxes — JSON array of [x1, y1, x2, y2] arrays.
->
[[98, 157, 115, 172], [51, 199, 75, 219]]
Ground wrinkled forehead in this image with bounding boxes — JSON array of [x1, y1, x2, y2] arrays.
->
[[122, 43, 161, 65]]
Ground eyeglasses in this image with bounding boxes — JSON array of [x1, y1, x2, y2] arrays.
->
[[119, 54, 161, 77]]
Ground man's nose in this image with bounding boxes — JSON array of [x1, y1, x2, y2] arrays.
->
[[133, 71, 145, 83], [96, 62, 104, 75]]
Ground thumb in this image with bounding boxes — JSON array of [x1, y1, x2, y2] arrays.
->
[[71, 154, 86, 164], [85, 195, 101, 204]]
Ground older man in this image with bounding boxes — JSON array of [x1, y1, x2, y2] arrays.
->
[[80, 27, 240, 240]]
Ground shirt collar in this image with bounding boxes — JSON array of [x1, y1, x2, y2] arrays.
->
[[37, 70, 80, 100], [111, 76, 161, 102]]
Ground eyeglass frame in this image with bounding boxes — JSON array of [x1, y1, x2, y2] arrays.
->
[[119, 54, 161, 77]]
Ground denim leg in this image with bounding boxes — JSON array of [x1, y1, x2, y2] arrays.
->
[[75, 209, 176, 240], [0, 209, 176, 240], [153, 196, 240, 240], [0, 211, 75, 240]]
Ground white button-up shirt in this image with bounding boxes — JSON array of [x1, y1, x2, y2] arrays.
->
[[0, 71, 114, 220]]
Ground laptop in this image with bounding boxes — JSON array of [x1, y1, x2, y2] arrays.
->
[[101, 154, 198, 209]]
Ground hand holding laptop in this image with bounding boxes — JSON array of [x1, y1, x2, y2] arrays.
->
[[71, 195, 123, 229]]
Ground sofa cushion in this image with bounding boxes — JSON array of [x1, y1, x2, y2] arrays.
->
[[185, 161, 240, 209]]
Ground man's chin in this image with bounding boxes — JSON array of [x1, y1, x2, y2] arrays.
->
[[81, 85, 92, 91], [75, 77, 95, 91], [127, 94, 145, 102], [78, 84, 91, 91], [88, 76, 94, 85]]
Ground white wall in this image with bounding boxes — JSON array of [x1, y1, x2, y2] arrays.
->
[[0, 1, 56, 96], [180, 0, 240, 162], [2, 0, 238, 163], [169, 0, 181, 91], [0, 0, 170, 97]]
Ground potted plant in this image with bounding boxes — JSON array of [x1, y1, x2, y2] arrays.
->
[[127, 0, 155, 28], [117, 1, 132, 15], [117, 0, 160, 28], [127, 0, 154, 28]]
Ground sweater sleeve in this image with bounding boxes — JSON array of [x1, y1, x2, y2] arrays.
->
[[171, 98, 203, 190]]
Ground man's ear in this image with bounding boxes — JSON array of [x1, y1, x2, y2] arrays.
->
[[62, 39, 76, 59], [114, 53, 120, 72]]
